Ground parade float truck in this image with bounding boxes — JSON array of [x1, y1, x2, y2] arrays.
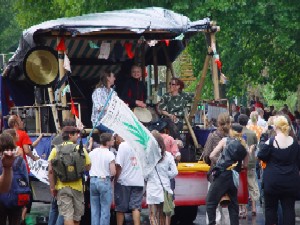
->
[[1, 8, 247, 224]]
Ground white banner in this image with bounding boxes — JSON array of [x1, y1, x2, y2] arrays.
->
[[27, 149, 49, 185], [100, 93, 161, 177]]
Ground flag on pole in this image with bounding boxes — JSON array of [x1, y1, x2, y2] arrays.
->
[[100, 93, 161, 177]]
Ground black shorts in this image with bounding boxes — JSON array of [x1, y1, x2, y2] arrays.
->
[[114, 182, 143, 212]]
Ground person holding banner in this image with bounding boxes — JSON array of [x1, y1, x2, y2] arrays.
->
[[91, 69, 116, 133], [158, 77, 193, 140], [120, 65, 147, 109], [114, 138, 144, 225]]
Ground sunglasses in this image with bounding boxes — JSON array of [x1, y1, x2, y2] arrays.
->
[[169, 82, 177, 86]]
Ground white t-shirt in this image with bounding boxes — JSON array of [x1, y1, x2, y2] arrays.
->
[[115, 142, 144, 187], [89, 147, 115, 177]]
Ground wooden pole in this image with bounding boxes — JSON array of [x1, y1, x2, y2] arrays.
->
[[161, 42, 175, 78], [189, 53, 211, 121], [141, 42, 146, 84], [47, 87, 60, 132], [153, 47, 158, 91], [34, 105, 41, 133], [57, 37, 69, 121], [166, 68, 171, 92], [210, 33, 220, 100], [184, 111, 199, 149]]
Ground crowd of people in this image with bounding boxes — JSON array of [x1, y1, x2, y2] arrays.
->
[[202, 97, 300, 225]]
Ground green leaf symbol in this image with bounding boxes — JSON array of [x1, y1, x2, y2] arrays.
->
[[123, 116, 150, 150]]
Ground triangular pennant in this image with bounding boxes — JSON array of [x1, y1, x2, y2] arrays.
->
[[71, 99, 79, 118], [164, 40, 170, 46], [147, 40, 158, 47], [75, 116, 84, 130], [61, 84, 70, 96], [215, 59, 222, 70], [175, 33, 184, 40], [124, 42, 135, 59], [88, 41, 100, 49], [98, 42, 111, 59], [56, 37, 66, 51], [64, 54, 71, 72]]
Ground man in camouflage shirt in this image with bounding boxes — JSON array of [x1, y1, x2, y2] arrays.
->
[[158, 77, 193, 139]]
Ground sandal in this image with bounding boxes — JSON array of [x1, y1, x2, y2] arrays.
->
[[239, 207, 247, 219]]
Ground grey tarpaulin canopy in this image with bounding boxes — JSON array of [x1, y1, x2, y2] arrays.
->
[[5, 7, 214, 83], [3, 7, 219, 131]]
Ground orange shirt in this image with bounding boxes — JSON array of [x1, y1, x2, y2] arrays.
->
[[247, 124, 263, 141], [16, 130, 32, 173]]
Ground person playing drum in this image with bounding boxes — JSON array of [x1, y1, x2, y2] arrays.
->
[[158, 77, 193, 140], [120, 65, 147, 109]]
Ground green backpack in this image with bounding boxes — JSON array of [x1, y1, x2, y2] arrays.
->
[[51, 144, 86, 182]]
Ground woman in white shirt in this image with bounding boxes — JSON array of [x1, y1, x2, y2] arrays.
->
[[145, 131, 178, 225], [91, 70, 116, 132]]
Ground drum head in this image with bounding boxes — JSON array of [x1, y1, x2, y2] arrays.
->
[[133, 107, 153, 123]]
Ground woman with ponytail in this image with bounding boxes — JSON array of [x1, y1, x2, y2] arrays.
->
[[258, 115, 300, 225], [206, 124, 248, 225]]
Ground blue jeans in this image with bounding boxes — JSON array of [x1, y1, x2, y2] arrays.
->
[[48, 197, 64, 225], [90, 177, 112, 225]]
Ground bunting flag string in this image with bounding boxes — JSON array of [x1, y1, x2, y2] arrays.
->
[[71, 99, 79, 118], [124, 42, 135, 59], [56, 37, 66, 51]]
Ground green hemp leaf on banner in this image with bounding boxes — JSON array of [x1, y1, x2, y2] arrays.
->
[[123, 116, 150, 150]]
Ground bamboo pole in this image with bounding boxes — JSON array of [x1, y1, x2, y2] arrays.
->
[[184, 111, 199, 149], [153, 47, 158, 91], [141, 42, 146, 84], [210, 33, 220, 100], [166, 68, 171, 92], [161, 42, 175, 78], [47, 87, 60, 132], [189, 53, 211, 122], [34, 106, 41, 133], [57, 37, 69, 121]]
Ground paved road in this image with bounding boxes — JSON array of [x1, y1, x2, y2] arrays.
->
[[27, 201, 300, 225]]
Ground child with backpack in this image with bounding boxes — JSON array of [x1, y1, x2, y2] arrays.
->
[[0, 133, 30, 225]]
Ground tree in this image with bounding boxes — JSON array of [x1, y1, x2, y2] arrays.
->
[[0, 0, 22, 53], [3, 0, 300, 101]]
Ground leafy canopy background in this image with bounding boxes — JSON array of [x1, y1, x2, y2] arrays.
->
[[1, 0, 299, 105]]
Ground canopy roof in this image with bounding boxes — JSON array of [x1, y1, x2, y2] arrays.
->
[[6, 7, 216, 83]]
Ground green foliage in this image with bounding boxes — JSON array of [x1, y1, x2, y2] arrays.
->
[[262, 83, 298, 110], [0, 0, 299, 101]]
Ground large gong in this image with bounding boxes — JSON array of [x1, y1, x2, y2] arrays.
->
[[24, 46, 58, 86]]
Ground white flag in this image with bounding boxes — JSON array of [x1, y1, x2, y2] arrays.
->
[[98, 42, 111, 59], [64, 54, 72, 72], [100, 93, 161, 177]]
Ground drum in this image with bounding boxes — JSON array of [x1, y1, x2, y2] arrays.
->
[[133, 107, 153, 123]]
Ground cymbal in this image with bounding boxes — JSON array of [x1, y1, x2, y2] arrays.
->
[[24, 46, 58, 86]]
